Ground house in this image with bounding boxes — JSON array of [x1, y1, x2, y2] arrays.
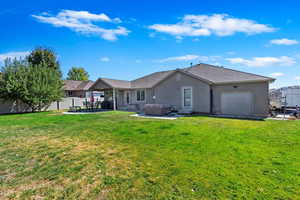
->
[[270, 86, 300, 109], [90, 63, 275, 117], [63, 80, 94, 98]]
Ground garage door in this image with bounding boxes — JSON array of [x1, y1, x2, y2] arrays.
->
[[221, 92, 253, 115]]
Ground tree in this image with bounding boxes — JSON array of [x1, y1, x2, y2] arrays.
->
[[0, 47, 64, 112], [27, 47, 60, 72], [22, 64, 63, 111], [67, 67, 89, 81], [0, 59, 28, 105]]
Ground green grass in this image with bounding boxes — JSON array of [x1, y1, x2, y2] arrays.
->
[[0, 111, 300, 199]]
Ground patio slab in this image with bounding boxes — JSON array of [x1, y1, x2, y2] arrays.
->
[[130, 113, 182, 120]]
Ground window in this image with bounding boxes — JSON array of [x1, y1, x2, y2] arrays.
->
[[67, 91, 73, 97], [136, 89, 145, 101], [126, 92, 130, 104], [182, 87, 192, 108]]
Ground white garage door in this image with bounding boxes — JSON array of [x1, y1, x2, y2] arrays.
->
[[221, 92, 253, 115]]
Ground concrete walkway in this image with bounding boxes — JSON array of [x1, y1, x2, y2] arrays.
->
[[130, 113, 182, 120]]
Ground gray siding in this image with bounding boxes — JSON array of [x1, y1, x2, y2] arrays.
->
[[0, 97, 89, 114], [212, 82, 269, 116], [129, 88, 153, 110], [153, 72, 210, 113], [0, 99, 31, 114]]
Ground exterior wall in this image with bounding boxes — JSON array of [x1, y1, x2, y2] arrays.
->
[[153, 72, 211, 113], [129, 89, 152, 110], [212, 82, 269, 116], [0, 99, 31, 114], [0, 97, 88, 114], [47, 97, 88, 110]]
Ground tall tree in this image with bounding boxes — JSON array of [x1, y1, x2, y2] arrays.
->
[[0, 59, 28, 104], [0, 47, 64, 112], [22, 64, 63, 111], [27, 47, 60, 72], [67, 67, 89, 81]]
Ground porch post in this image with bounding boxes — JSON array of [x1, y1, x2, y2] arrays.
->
[[113, 88, 116, 110]]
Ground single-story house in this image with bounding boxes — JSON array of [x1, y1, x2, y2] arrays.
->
[[63, 80, 95, 98], [90, 63, 275, 117], [63, 80, 104, 101]]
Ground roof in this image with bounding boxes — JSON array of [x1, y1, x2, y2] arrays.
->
[[100, 78, 131, 89], [131, 70, 175, 88], [183, 63, 274, 84], [63, 80, 94, 91], [92, 63, 275, 89]]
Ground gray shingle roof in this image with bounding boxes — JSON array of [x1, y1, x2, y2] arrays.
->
[[131, 70, 175, 88], [63, 80, 94, 91], [100, 78, 131, 89], [183, 63, 274, 84], [92, 63, 274, 89]]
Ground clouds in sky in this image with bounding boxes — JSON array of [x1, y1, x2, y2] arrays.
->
[[226, 56, 295, 67], [157, 54, 200, 62], [149, 14, 275, 38], [0, 51, 29, 63], [296, 76, 300, 80], [100, 57, 110, 62], [270, 38, 299, 45], [32, 10, 129, 41], [270, 72, 284, 77]]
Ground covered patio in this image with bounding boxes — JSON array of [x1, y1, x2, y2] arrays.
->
[[89, 78, 138, 111]]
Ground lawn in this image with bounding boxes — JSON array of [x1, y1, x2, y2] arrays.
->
[[0, 111, 299, 200]]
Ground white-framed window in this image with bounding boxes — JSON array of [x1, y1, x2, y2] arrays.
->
[[182, 87, 193, 109], [136, 89, 145, 101]]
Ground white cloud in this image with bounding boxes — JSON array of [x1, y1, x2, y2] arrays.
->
[[270, 72, 284, 77], [270, 38, 299, 45], [149, 14, 275, 38], [157, 54, 200, 62], [296, 76, 300, 80], [226, 51, 236, 55], [156, 54, 223, 64], [226, 56, 295, 67], [0, 51, 29, 63], [100, 57, 110, 62], [32, 10, 129, 41]]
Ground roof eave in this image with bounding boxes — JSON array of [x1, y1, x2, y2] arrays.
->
[[213, 79, 275, 85]]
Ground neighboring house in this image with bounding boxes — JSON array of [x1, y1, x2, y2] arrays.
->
[[64, 80, 95, 98], [270, 86, 300, 108], [90, 63, 275, 117]]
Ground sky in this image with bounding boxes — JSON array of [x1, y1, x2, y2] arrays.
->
[[1, 0, 300, 88]]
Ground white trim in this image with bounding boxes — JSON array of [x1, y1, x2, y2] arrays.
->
[[181, 86, 193, 111], [124, 91, 130, 105], [136, 89, 146, 102], [113, 88, 116, 110]]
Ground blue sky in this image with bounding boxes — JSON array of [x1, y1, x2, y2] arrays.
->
[[1, 0, 300, 88]]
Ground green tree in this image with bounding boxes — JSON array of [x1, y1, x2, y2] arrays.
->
[[0, 47, 64, 112], [22, 64, 63, 111], [67, 67, 89, 81], [27, 47, 60, 72], [0, 59, 28, 104]]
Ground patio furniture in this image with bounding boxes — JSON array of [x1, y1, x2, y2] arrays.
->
[[69, 106, 82, 112]]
